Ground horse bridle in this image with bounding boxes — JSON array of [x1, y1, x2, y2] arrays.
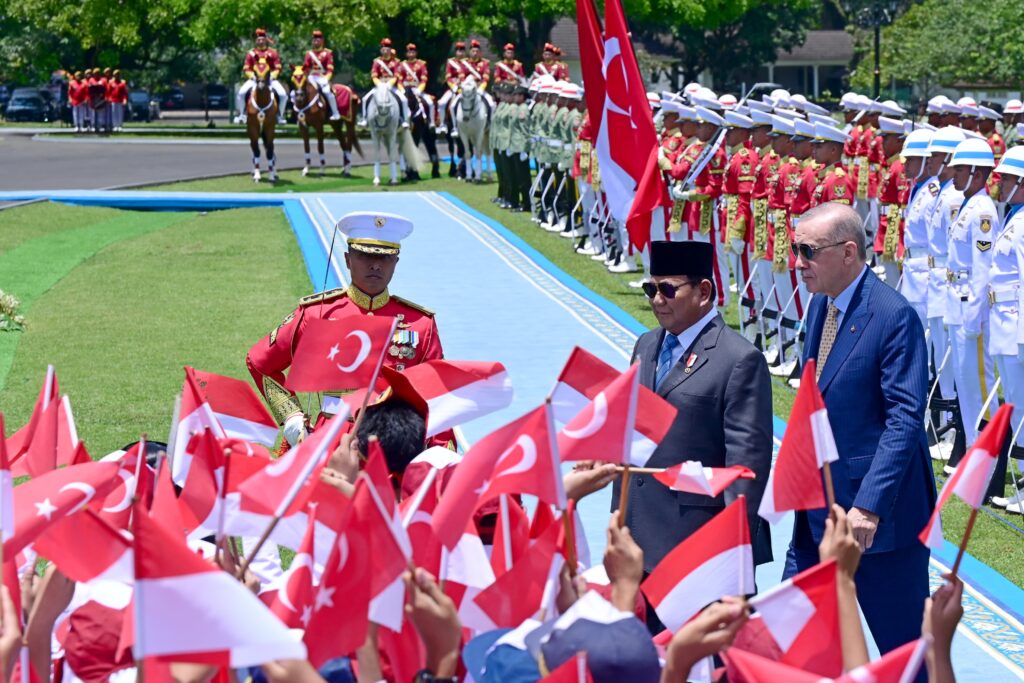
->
[[460, 88, 480, 120], [293, 86, 321, 125]]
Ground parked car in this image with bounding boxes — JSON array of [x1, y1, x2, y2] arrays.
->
[[4, 91, 48, 122], [160, 87, 185, 110], [129, 90, 160, 122], [204, 84, 229, 109]]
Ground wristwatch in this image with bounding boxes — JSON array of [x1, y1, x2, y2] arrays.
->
[[414, 670, 457, 683]]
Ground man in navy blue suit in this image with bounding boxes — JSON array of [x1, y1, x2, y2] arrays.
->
[[783, 202, 937, 657]]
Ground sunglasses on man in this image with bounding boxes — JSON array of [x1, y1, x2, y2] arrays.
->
[[641, 280, 698, 299], [790, 240, 848, 261]]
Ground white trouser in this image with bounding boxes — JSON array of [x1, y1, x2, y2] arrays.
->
[[712, 210, 730, 307], [310, 74, 340, 117], [237, 79, 287, 116], [949, 323, 995, 443], [928, 317, 956, 400], [361, 86, 410, 123], [996, 355, 1024, 447], [111, 102, 124, 129], [72, 104, 86, 129], [756, 258, 777, 316]]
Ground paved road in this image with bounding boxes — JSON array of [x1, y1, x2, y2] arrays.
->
[[0, 129, 368, 194]]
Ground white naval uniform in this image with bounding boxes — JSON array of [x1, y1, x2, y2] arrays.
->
[[927, 179, 963, 401], [988, 204, 1024, 446]]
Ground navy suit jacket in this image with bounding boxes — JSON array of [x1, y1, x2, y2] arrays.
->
[[800, 269, 936, 554]]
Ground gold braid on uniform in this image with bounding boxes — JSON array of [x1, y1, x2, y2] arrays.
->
[[856, 158, 869, 200], [668, 198, 685, 233], [698, 199, 712, 235], [263, 376, 302, 424], [883, 203, 901, 262], [725, 195, 745, 243], [772, 209, 790, 273], [752, 198, 768, 260]]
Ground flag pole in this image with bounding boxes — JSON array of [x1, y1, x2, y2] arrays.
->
[[562, 501, 577, 577], [951, 508, 979, 578], [214, 446, 232, 566], [737, 494, 747, 597], [499, 495, 514, 574], [617, 466, 632, 528], [349, 318, 400, 447], [823, 461, 836, 509]]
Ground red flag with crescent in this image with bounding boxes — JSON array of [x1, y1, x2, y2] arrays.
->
[[557, 363, 639, 464], [285, 317, 397, 392]]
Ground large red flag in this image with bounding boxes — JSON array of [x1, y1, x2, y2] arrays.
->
[[626, 146, 673, 250], [431, 404, 566, 549], [575, 0, 605, 129], [285, 317, 397, 392], [6, 365, 59, 459]]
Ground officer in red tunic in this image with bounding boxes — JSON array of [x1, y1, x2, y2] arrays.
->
[[808, 122, 856, 209], [874, 116, 910, 286], [108, 70, 128, 131], [247, 212, 444, 446], [551, 46, 571, 81], [400, 44, 429, 92], [361, 38, 409, 126], [302, 30, 342, 120], [721, 110, 760, 338], [235, 28, 286, 124], [463, 39, 491, 91], [436, 41, 468, 129], [533, 44, 561, 81], [493, 43, 525, 87], [69, 71, 87, 132]]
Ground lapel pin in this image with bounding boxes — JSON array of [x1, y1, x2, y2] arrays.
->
[[850, 324, 856, 333], [684, 353, 697, 374]]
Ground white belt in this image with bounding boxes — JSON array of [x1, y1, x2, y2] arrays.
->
[[989, 286, 1019, 305], [904, 256, 930, 269], [928, 255, 947, 268]]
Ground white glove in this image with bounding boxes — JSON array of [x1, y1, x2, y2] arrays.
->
[[557, 162, 566, 171], [520, 152, 528, 161], [730, 238, 746, 255], [671, 185, 691, 202], [283, 413, 307, 446]]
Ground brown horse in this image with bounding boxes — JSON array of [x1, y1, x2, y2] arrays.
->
[[247, 62, 278, 182], [327, 84, 362, 177], [291, 69, 327, 177]]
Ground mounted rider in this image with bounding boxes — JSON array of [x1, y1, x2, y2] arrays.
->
[[400, 43, 428, 92], [436, 41, 468, 132], [359, 38, 410, 128], [235, 28, 287, 124], [463, 39, 491, 92], [301, 29, 342, 121], [492, 43, 525, 87], [533, 43, 570, 82]]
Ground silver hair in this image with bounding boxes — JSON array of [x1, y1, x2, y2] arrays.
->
[[800, 201, 867, 261]]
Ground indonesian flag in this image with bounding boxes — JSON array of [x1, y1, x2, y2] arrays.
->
[[557, 363, 639, 464], [834, 638, 928, 683], [746, 559, 841, 676], [4, 460, 121, 557], [33, 509, 133, 584], [759, 360, 839, 524], [920, 402, 1013, 548], [641, 497, 753, 632], [6, 364, 59, 458], [431, 404, 566, 549], [364, 440, 414, 632], [285, 316, 397, 392], [725, 637, 928, 683], [401, 360, 514, 437], [186, 367, 278, 446], [0, 416, 13, 543], [263, 508, 318, 629], [594, 0, 659, 225], [238, 408, 349, 518], [171, 368, 226, 485], [654, 462, 756, 497], [550, 347, 676, 466], [132, 501, 306, 666]]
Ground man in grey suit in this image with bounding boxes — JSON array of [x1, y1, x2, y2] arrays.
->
[[612, 240, 774, 578]]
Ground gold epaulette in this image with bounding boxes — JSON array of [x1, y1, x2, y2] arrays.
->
[[299, 287, 348, 308], [391, 295, 435, 317]]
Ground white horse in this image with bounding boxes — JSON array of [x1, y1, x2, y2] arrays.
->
[[366, 83, 400, 186], [454, 79, 490, 183]]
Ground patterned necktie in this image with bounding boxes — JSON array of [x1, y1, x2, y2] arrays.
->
[[816, 301, 840, 380], [655, 334, 680, 389]]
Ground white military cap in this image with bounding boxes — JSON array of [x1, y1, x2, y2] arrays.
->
[[683, 82, 702, 96], [564, 84, 582, 101], [949, 138, 995, 167], [801, 100, 830, 116], [814, 121, 850, 144], [807, 112, 836, 128], [695, 106, 725, 126], [878, 100, 907, 116], [660, 90, 681, 102], [676, 104, 697, 121], [839, 92, 860, 110], [926, 95, 951, 114], [734, 104, 750, 116], [719, 93, 738, 109], [978, 106, 1000, 121], [902, 128, 933, 157], [957, 96, 977, 108], [724, 110, 753, 128], [647, 91, 661, 109], [919, 122, 938, 131], [338, 212, 414, 255], [750, 109, 774, 126], [747, 99, 772, 113], [941, 101, 962, 115], [995, 145, 1024, 177], [790, 93, 808, 107], [963, 129, 985, 140], [878, 116, 907, 135], [859, 94, 879, 112], [1005, 99, 1023, 114], [660, 100, 683, 115], [927, 126, 966, 155], [770, 114, 795, 136], [774, 108, 804, 120], [793, 118, 815, 139], [903, 120, 915, 135], [692, 88, 722, 110]]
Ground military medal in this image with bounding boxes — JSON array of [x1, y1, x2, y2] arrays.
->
[[389, 345, 400, 357]]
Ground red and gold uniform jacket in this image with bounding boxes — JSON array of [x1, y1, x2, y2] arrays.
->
[[399, 59, 428, 90], [87, 76, 108, 105], [667, 141, 726, 238], [303, 49, 335, 78], [875, 154, 908, 261], [533, 61, 569, 82], [371, 56, 401, 85], [574, 112, 596, 182], [751, 148, 782, 261], [462, 58, 490, 89], [106, 79, 128, 104], [721, 144, 759, 247], [811, 162, 855, 210], [246, 285, 443, 425], [244, 48, 282, 78], [68, 79, 87, 107], [853, 126, 881, 200], [784, 160, 823, 269], [445, 58, 467, 90], [492, 59, 525, 85]]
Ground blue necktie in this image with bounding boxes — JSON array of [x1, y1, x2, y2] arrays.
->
[[655, 334, 680, 389]]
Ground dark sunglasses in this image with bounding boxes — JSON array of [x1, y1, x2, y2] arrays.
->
[[641, 280, 696, 299], [790, 241, 848, 261]]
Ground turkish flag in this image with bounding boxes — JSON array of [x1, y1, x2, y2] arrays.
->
[[285, 317, 397, 392], [557, 363, 639, 464], [97, 441, 155, 531], [170, 368, 226, 485], [6, 364, 59, 459], [13, 394, 79, 478], [431, 404, 566, 549], [263, 508, 318, 629], [490, 494, 529, 578]]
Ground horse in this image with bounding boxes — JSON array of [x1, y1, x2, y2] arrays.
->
[[290, 70, 327, 177], [454, 79, 490, 183], [246, 62, 278, 182], [365, 82, 401, 186], [328, 84, 362, 177], [404, 88, 441, 179]]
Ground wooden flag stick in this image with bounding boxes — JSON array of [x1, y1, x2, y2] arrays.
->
[[951, 508, 979, 578], [562, 507, 577, 577], [823, 461, 837, 509], [214, 446, 232, 566], [617, 465, 632, 528], [614, 466, 665, 475]]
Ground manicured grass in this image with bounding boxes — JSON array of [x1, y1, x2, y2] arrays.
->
[[0, 205, 308, 457]]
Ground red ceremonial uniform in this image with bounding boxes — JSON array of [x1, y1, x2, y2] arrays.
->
[[812, 162, 855, 208], [533, 60, 567, 81], [303, 49, 335, 77], [444, 58, 466, 90], [771, 157, 810, 270], [246, 285, 443, 426], [668, 141, 725, 238], [399, 59, 428, 90], [844, 124, 862, 162], [68, 79, 86, 107], [462, 57, 490, 89], [107, 79, 128, 104], [492, 59, 524, 85], [853, 126, 880, 200], [371, 56, 401, 85], [574, 112, 596, 183], [721, 144, 760, 248], [244, 48, 282, 77], [87, 76, 107, 107], [875, 154, 909, 260], [751, 148, 782, 262]]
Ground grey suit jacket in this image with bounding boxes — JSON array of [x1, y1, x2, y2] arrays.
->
[[612, 313, 774, 571]]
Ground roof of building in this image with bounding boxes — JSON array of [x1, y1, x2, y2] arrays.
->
[[776, 30, 854, 64]]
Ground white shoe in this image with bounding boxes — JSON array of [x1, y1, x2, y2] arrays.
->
[[234, 114, 246, 124], [357, 118, 367, 127], [770, 359, 798, 378], [608, 260, 638, 273], [872, 265, 887, 278], [402, 121, 410, 129], [436, 125, 448, 134], [763, 344, 780, 365], [943, 464, 957, 476], [929, 439, 954, 462], [730, 282, 739, 294], [591, 252, 608, 261], [329, 113, 341, 121], [544, 223, 564, 233], [559, 229, 579, 239], [277, 116, 286, 124], [627, 279, 645, 289], [991, 485, 1024, 509]]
